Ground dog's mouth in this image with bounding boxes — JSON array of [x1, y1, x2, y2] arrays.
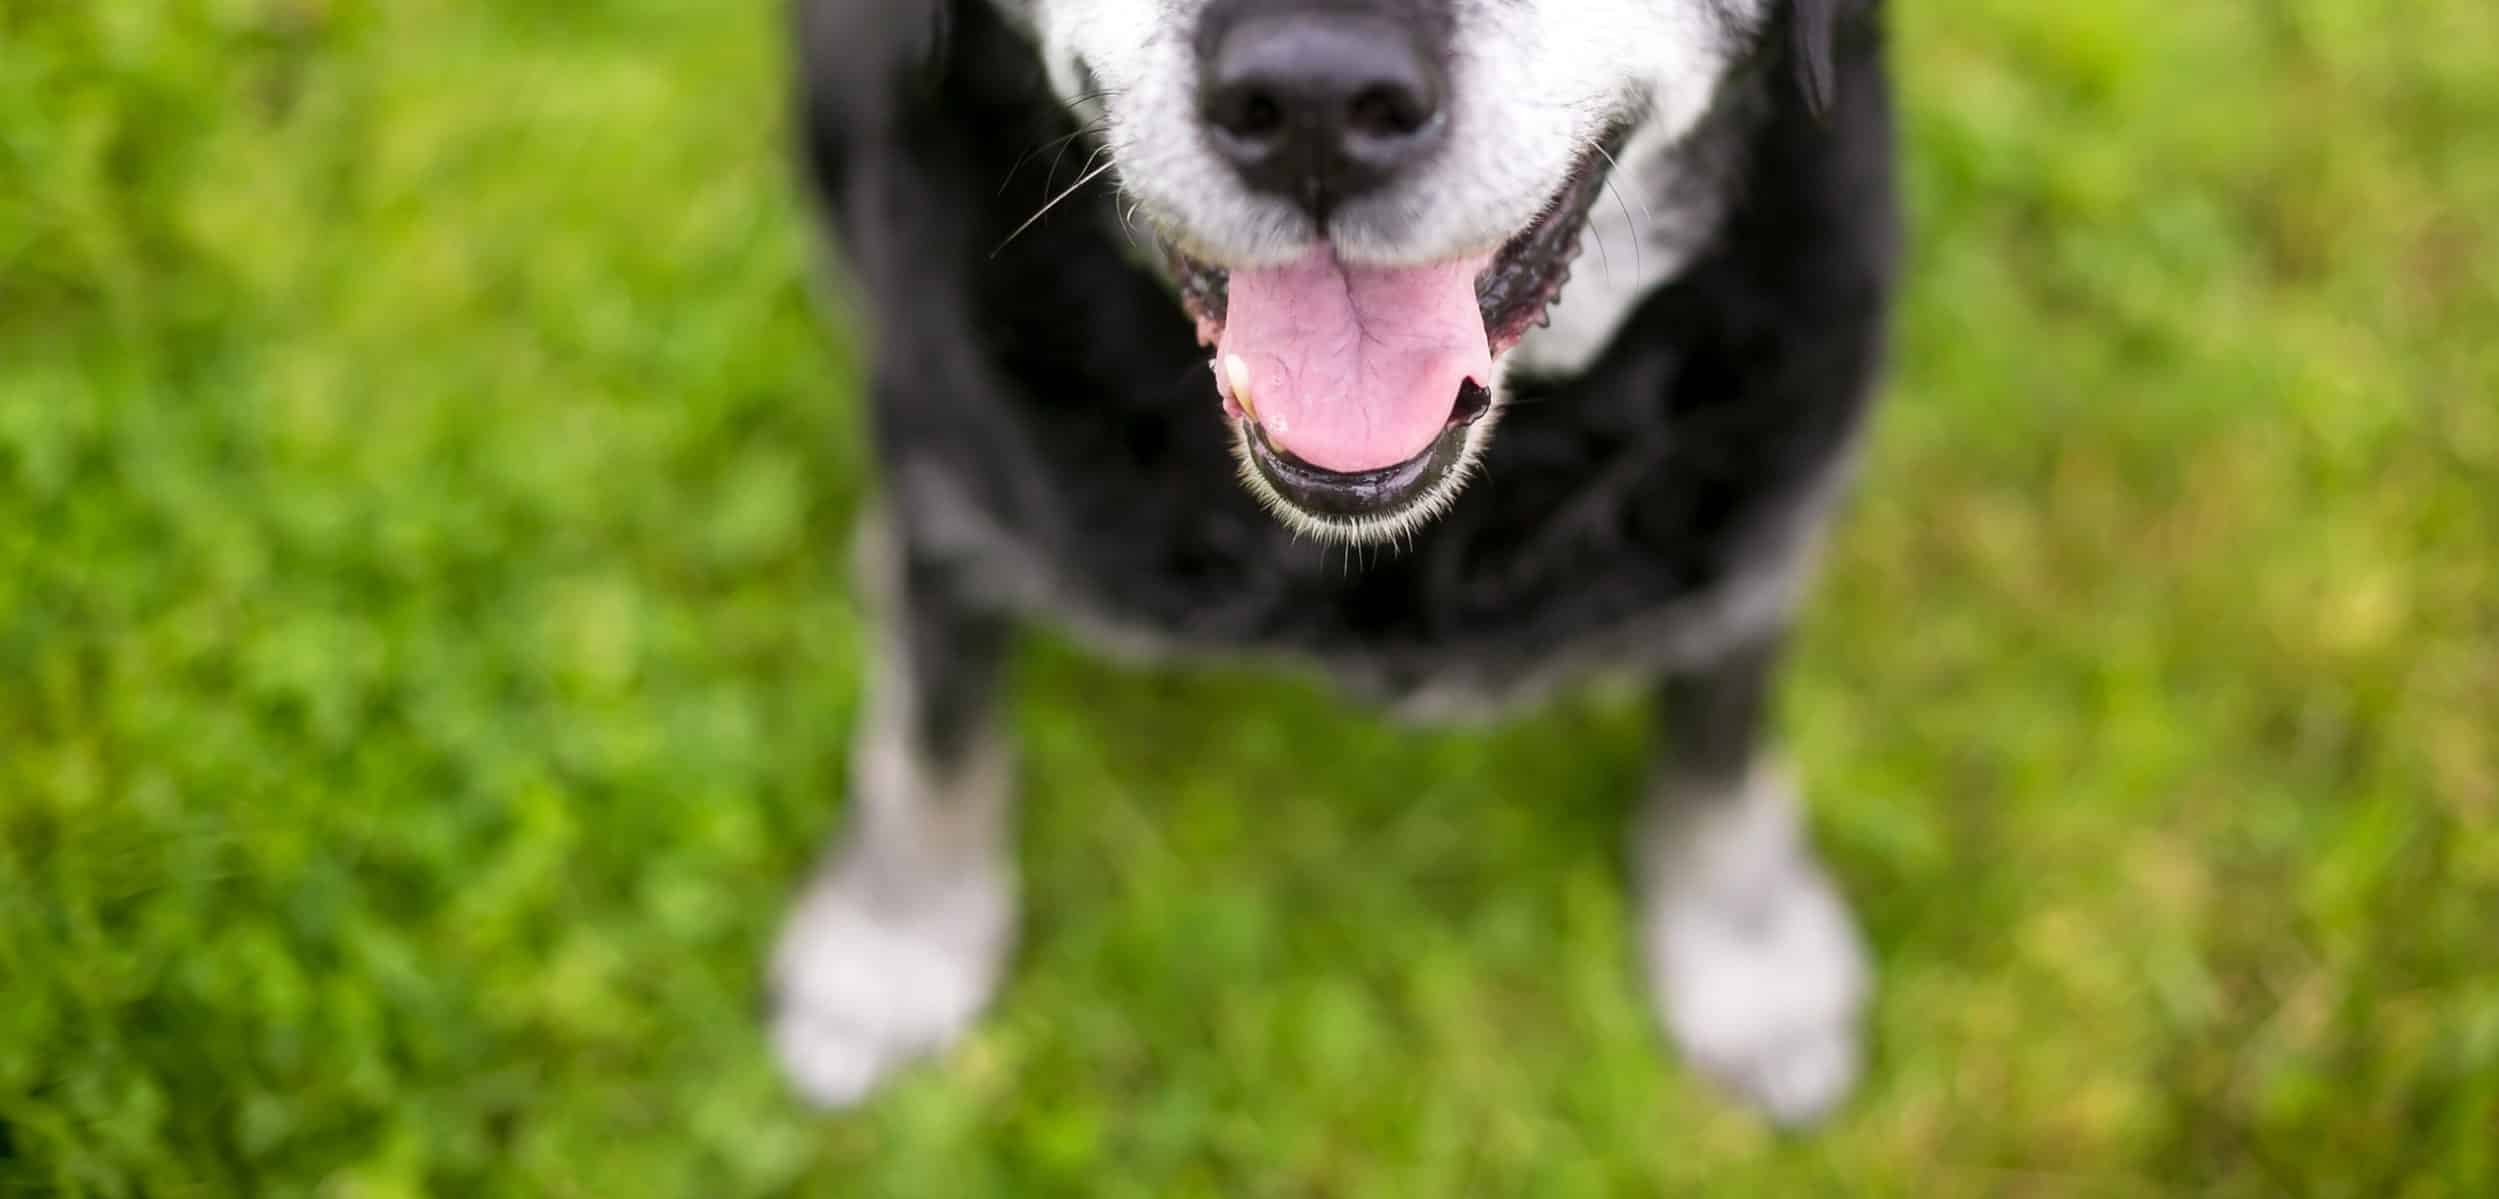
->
[[1168, 131, 1623, 542]]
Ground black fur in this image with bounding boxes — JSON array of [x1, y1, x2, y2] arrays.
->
[[791, 0, 1895, 713], [1792, 0, 1842, 115]]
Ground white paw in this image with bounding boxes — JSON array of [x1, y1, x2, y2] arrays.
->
[[767, 854, 1014, 1108], [1639, 767, 1871, 1127]]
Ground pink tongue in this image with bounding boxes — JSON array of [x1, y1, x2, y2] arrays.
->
[[1217, 246, 1493, 473]]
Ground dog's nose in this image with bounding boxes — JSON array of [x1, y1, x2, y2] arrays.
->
[[1199, 12, 1445, 218]]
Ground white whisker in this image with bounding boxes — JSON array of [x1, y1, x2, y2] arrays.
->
[[991, 154, 1120, 258], [999, 118, 1108, 197], [1591, 142, 1648, 280]]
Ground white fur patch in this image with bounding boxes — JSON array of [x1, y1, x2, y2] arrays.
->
[[1508, 107, 1741, 376], [767, 597, 1018, 1108], [1018, 0, 1761, 271], [1636, 761, 1871, 1126]]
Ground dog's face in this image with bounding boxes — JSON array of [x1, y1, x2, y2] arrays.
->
[[978, 0, 1830, 542]]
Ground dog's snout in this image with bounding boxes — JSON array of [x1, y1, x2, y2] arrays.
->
[[1199, 12, 1445, 219]]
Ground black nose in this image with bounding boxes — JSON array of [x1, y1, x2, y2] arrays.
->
[[1199, 12, 1446, 219]]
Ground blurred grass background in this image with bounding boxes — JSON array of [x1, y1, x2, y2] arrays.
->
[[3, 0, 2496, 1194]]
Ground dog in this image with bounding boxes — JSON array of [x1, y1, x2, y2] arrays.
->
[[772, 0, 1896, 1126]]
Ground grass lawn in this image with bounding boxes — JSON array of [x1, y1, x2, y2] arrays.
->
[[5, 0, 2497, 1194]]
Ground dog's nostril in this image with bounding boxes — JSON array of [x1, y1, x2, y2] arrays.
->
[[1226, 92, 1283, 140], [1349, 85, 1429, 138]]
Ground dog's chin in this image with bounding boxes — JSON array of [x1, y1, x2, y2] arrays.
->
[[1228, 377, 1500, 546], [1166, 127, 1628, 547]]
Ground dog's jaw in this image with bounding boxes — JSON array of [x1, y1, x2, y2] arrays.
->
[[1227, 375, 1503, 545]]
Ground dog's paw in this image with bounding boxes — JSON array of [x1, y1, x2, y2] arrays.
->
[[1639, 768, 1871, 1127], [1646, 859, 1868, 1125], [766, 857, 1014, 1108]]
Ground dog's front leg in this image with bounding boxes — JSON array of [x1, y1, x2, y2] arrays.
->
[[1638, 634, 1872, 1127], [768, 513, 1018, 1107]]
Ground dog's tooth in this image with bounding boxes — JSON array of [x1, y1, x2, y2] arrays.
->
[[1225, 353, 1258, 420]]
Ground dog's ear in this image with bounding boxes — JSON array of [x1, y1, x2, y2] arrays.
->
[[795, 0, 955, 107], [1791, 0, 1840, 116]]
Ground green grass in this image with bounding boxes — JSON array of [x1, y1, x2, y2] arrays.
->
[[4, 0, 2496, 1194]]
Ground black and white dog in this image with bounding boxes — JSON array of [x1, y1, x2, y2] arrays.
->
[[773, 0, 1896, 1126]]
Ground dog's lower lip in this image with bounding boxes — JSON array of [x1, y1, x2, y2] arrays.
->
[[1228, 377, 1485, 501], [1240, 416, 1469, 522]]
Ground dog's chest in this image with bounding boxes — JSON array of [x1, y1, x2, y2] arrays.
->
[[896, 375, 1818, 717]]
